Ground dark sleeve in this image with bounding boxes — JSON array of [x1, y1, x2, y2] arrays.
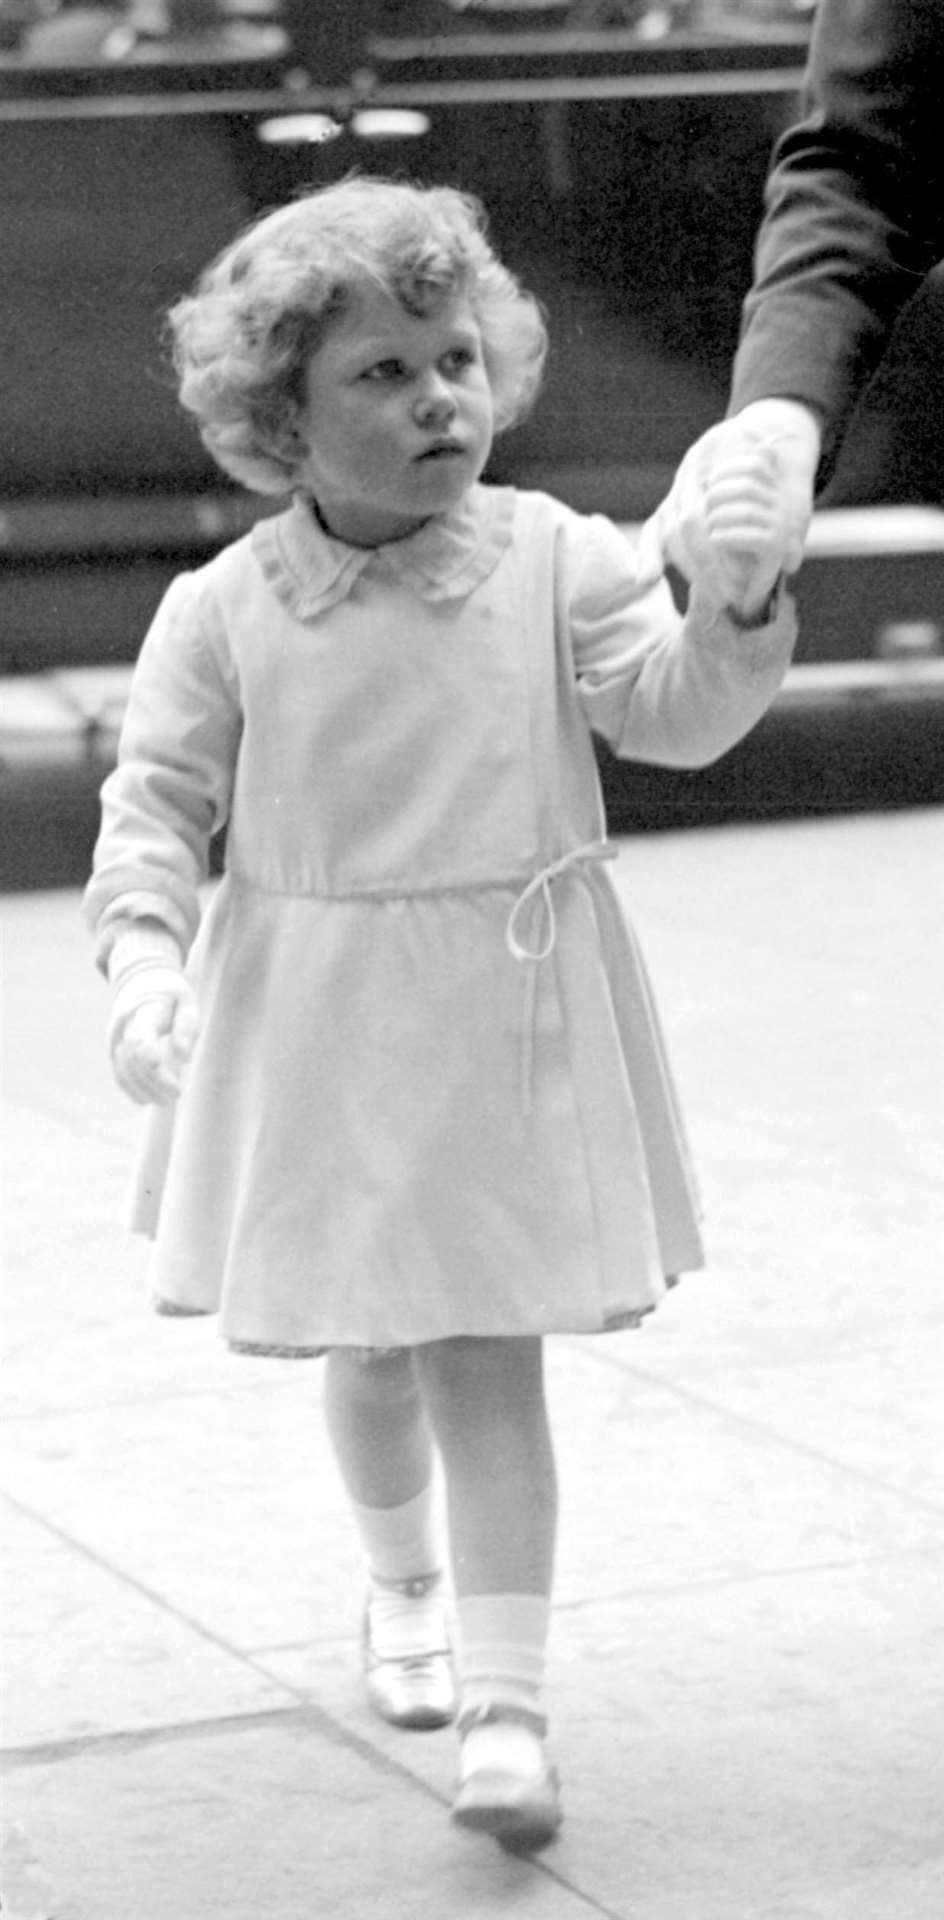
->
[[729, 0, 944, 466]]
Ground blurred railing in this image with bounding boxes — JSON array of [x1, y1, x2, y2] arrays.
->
[[1, 0, 813, 117]]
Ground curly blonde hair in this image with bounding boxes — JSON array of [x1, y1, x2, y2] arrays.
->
[[167, 175, 549, 496]]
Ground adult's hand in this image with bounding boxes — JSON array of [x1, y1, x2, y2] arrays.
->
[[658, 398, 822, 607]]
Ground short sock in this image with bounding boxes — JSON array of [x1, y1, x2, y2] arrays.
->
[[350, 1483, 441, 1585], [456, 1591, 550, 1723]]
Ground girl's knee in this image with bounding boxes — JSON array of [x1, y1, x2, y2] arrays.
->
[[327, 1344, 418, 1401], [416, 1335, 548, 1430]]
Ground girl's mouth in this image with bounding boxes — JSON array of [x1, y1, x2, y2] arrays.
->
[[417, 442, 464, 461]]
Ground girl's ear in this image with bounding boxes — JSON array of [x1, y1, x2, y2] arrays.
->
[[269, 411, 308, 468], [201, 436, 299, 497]]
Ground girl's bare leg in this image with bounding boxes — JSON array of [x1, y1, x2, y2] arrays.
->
[[413, 1335, 557, 1597], [323, 1347, 453, 1728], [323, 1347, 433, 1518]]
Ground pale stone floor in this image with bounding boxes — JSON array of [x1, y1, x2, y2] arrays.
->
[[3, 809, 943, 1919]]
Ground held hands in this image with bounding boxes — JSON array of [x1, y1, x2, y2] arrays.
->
[[658, 399, 822, 622], [107, 933, 200, 1106]]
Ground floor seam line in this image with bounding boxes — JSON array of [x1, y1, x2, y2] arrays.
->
[[0, 1487, 307, 1692], [562, 1340, 944, 1520], [245, 1541, 944, 1660]]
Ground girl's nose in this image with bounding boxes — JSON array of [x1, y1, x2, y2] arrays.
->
[[412, 376, 456, 425]]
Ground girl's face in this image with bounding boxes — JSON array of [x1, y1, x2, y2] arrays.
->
[[293, 285, 495, 547]]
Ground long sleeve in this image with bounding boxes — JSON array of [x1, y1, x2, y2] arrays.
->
[[83, 572, 243, 968], [567, 514, 796, 768], [729, 0, 944, 469]]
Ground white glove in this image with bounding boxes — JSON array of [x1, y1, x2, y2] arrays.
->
[[107, 928, 199, 1106], [659, 399, 822, 617]]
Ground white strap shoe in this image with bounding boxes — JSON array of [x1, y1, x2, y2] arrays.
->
[[363, 1573, 456, 1730], [452, 1704, 562, 1850]]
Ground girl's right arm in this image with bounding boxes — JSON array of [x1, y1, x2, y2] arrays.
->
[[84, 571, 242, 972], [84, 572, 242, 1102]]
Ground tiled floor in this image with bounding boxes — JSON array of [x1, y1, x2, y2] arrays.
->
[[3, 809, 943, 1918]]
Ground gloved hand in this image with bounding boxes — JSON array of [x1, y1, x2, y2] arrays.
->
[[658, 398, 822, 617], [107, 927, 199, 1106]]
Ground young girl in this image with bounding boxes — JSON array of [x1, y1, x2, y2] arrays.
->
[[85, 176, 796, 1851]]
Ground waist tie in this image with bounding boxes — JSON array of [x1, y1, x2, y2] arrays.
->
[[505, 839, 617, 1114]]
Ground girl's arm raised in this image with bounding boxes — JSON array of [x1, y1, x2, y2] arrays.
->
[[566, 510, 796, 770]]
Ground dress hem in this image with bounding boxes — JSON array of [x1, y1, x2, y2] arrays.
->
[[151, 1275, 682, 1358]]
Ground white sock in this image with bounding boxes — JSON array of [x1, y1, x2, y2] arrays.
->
[[366, 1580, 451, 1662], [350, 1484, 441, 1585], [456, 1592, 550, 1725]]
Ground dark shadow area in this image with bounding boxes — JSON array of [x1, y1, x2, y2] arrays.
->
[[2, 16, 942, 890]]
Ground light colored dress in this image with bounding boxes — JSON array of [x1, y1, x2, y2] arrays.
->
[[85, 485, 795, 1354]]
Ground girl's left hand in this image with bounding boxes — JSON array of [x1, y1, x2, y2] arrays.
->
[[657, 400, 819, 618], [701, 438, 791, 622]]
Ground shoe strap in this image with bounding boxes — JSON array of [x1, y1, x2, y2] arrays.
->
[[457, 1701, 547, 1740], [365, 1575, 451, 1662], [369, 1570, 443, 1600]]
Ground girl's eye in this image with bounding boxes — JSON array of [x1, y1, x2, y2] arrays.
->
[[362, 359, 407, 383], [442, 347, 475, 374]]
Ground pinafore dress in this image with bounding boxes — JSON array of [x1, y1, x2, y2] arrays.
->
[[84, 484, 753, 1357]]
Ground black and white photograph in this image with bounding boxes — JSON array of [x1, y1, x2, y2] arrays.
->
[[2, 3, 943, 1914]]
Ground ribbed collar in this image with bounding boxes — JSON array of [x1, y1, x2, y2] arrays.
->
[[251, 484, 516, 618]]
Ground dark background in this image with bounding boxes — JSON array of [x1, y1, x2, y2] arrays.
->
[[2, 3, 942, 886]]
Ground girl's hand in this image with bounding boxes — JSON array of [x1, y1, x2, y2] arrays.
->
[[658, 399, 821, 613], [701, 438, 792, 622], [108, 969, 199, 1106]]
